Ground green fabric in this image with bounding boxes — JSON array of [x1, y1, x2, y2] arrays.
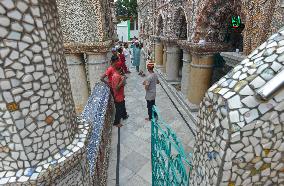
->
[[127, 20, 130, 41], [132, 46, 141, 66]]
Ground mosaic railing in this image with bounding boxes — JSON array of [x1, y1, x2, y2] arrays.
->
[[80, 82, 114, 185], [151, 106, 193, 186]]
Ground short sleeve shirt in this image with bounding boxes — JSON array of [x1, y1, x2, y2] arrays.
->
[[119, 53, 126, 63], [105, 66, 115, 85], [116, 61, 123, 69], [145, 73, 158, 101], [111, 72, 125, 102]]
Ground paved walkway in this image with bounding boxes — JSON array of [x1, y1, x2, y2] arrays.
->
[[107, 65, 195, 186]]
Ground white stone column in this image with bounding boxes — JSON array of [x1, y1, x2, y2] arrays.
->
[[86, 53, 108, 90], [0, 0, 76, 171], [181, 50, 191, 96], [154, 39, 163, 67], [66, 54, 89, 114], [166, 45, 180, 81], [163, 45, 167, 73], [188, 54, 215, 104]]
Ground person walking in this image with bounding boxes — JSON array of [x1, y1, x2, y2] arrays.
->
[[117, 47, 129, 74], [143, 63, 159, 121], [112, 63, 128, 127], [139, 43, 146, 76], [123, 43, 131, 71], [132, 41, 141, 72]]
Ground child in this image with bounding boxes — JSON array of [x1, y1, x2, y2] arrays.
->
[[117, 47, 129, 74]]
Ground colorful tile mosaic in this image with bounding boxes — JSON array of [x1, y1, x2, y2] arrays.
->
[[56, 0, 115, 113], [0, 83, 113, 185], [190, 27, 284, 186], [57, 0, 115, 43], [0, 0, 77, 173], [0, 0, 114, 185]]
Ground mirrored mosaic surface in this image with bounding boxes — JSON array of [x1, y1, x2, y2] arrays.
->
[[0, 0, 77, 173], [190, 27, 284, 186]]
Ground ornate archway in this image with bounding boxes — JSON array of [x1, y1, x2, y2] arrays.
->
[[173, 8, 188, 40], [157, 14, 164, 36], [192, 0, 243, 43]]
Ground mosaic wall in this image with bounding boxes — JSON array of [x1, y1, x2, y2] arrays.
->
[[57, 0, 115, 43], [140, 0, 283, 51], [0, 0, 114, 184], [56, 0, 114, 113], [173, 8, 187, 39], [156, 15, 164, 36], [190, 28, 284, 185], [57, 0, 102, 43], [0, 83, 114, 185], [192, 0, 242, 43], [242, 0, 284, 55], [0, 0, 77, 172], [101, 0, 116, 40]]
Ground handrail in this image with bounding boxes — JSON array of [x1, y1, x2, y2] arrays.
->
[[256, 69, 284, 101]]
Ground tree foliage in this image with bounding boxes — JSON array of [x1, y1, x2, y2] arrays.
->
[[115, 0, 138, 21]]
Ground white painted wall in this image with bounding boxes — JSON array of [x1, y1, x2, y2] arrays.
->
[[117, 19, 140, 41], [117, 21, 128, 42]]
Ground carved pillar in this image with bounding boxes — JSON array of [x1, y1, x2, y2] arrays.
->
[[166, 45, 180, 81], [57, 0, 113, 94], [0, 0, 76, 172], [86, 52, 108, 90], [188, 54, 214, 104], [154, 39, 163, 67], [187, 43, 229, 105], [163, 44, 167, 73], [180, 49, 191, 97], [66, 53, 89, 113]]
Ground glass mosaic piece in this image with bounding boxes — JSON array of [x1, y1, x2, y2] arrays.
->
[[45, 116, 54, 125], [6, 102, 18, 112]]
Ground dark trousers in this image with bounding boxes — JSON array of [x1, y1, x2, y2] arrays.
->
[[114, 100, 127, 125], [147, 100, 157, 120], [136, 66, 139, 72]]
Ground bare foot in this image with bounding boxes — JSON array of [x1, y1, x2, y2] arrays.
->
[[145, 118, 150, 121]]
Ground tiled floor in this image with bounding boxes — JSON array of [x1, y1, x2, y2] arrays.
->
[[107, 65, 195, 186]]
